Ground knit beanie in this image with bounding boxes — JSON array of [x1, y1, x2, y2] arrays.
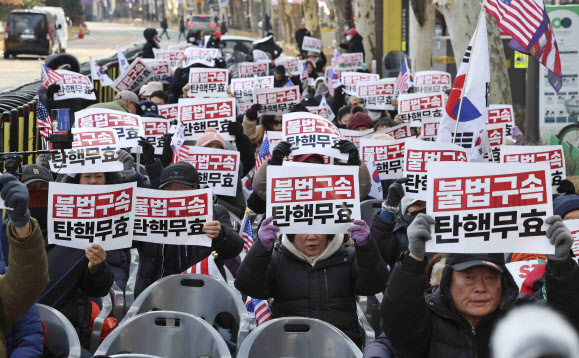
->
[[347, 112, 374, 130], [553, 194, 579, 218], [196, 127, 226, 149]]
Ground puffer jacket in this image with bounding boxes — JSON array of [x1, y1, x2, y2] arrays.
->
[[370, 212, 413, 269], [143, 28, 160, 59], [340, 34, 365, 60], [381, 252, 579, 358], [134, 202, 244, 297], [235, 234, 388, 347]]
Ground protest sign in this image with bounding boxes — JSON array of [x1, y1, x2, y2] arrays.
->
[[360, 138, 406, 180], [339, 128, 374, 149], [421, 118, 440, 141], [308, 106, 332, 121], [398, 92, 444, 124], [566, 219, 579, 257], [142, 117, 170, 155], [113, 58, 154, 93], [48, 182, 136, 250], [230, 76, 274, 103], [188, 68, 229, 97], [357, 79, 396, 110], [238, 62, 269, 78], [500, 145, 566, 191], [253, 86, 300, 115], [266, 163, 360, 234], [133, 187, 213, 246], [403, 139, 468, 199], [153, 49, 184, 69], [340, 53, 364, 69], [237, 103, 252, 116], [413, 71, 452, 94], [505, 260, 543, 290], [275, 57, 300, 75], [268, 130, 331, 164], [488, 104, 515, 137], [485, 123, 507, 162], [52, 70, 96, 102], [141, 59, 171, 81], [178, 97, 235, 141], [182, 47, 221, 68], [175, 146, 239, 197], [425, 162, 554, 254], [75, 108, 144, 149], [167, 43, 190, 51], [374, 123, 412, 140], [50, 128, 123, 174], [253, 49, 270, 62], [301, 36, 322, 53], [282, 113, 348, 161], [341, 72, 380, 96], [158, 103, 179, 120]]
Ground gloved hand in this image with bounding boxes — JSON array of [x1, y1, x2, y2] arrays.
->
[[384, 177, 408, 211], [347, 219, 370, 246], [228, 121, 244, 138], [36, 153, 51, 170], [270, 141, 292, 166], [138, 137, 156, 165], [407, 213, 435, 259], [557, 179, 576, 196], [258, 217, 279, 251], [245, 104, 261, 122], [0, 174, 30, 227], [46, 84, 61, 97], [337, 139, 360, 166], [116, 149, 135, 177], [546, 215, 573, 261]]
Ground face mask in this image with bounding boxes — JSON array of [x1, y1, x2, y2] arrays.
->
[[29, 207, 48, 232], [410, 208, 427, 216], [346, 35, 352, 41]]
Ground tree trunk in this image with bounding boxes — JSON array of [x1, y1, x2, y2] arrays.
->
[[271, 4, 280, 37], [249, 0, 258, 33], [344, 0, 353, 29], [486, 14, 512, 105], [303, 0, 321, 39], [278, 0, 292, 43], [331, 0, 346, 43], [409, 0, 435, 72], [232, 0, 247, 30], [354, 0, 376, 70]]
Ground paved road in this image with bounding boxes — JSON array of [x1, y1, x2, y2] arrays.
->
[[0, 21, 180, 91]]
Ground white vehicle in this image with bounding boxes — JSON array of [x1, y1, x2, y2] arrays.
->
[[32, 6, 69, 52]]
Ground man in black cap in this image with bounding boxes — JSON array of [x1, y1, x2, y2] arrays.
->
[[272, 65, 301, 89], [380, 213, 579, 358], [134, 162, 244, 296]]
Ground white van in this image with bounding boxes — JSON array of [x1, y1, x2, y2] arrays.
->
[[32, 6, 69, 52]]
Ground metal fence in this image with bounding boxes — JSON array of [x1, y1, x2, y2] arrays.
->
[[0, 45, 143, 167]]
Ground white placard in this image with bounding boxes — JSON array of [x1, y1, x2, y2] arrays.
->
[[282, 112, 348, 161], [178, 97, 235, 141], [53, 70, 96, 101], [341, 72, 380, 96], [339, 53, 364, 69], [49, 128, 123, 174], [425, 162, 554, 254], [182, 47, 221, 68], [158, 103, 179, 120], [237, 62, 269, 78], [153, 48, 184, 69], [48, 182, 135, 250], [133, 187, 213, 246], [230, 76, 273, 103], [275, 57, 300, 75], [500, 145, 566, 191], [142, 117, 170, 155], [413, 70, 452, 94], [253, 49, 270, 62], [360, 138, 406, 180], [374, 124, 412, 139], [566, 219, 579, 257], [266, 163, 360, 234], [301, 36, 322, 53], [488, 104, 515, 137], [75, 108, 144, 149], [484, 123, 507, 162], [188, 68, 229, 98], [175, 146, 239, 197], [253, 86, 300, 115], [397, 92, 445, 124], [421, 118, 440, 141], [505, 260, 543, 291], [141, 59, 171, 82], [339, 128, 374, 150], [113, 58, 154, 93], [357, 79, 396, 110]]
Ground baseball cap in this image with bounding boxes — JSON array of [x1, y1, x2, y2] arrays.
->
[[345, 28, 358, 36], [448, 253, 505, 273], [159, 162, 200, 189], [293, 154, 324, 163], [144, 81, 164, 96], [139, 100, 159, 117], [21, 164, 53, 185], [115, 91, 143, 115], [214, 31, 222, 39]]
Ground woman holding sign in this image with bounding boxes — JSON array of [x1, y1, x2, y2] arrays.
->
[[235, 217, 388, 348]]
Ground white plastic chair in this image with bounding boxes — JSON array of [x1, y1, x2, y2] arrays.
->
[[124, 248, 139, 315], [37, 304, 82, 358]]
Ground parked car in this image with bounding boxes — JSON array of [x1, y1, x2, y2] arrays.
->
[[3, 10, 61, 59], [32, 6, 70, 53], [186, 14, 218, 43], [203, 34, 255, 56]]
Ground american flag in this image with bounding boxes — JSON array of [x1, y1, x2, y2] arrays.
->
[[255, 133, 271, 171], [300, 61, 308, 81], [183, 253, 225, 282], [245, 297, 273, 326], [41, 64, 63, 90], [485, 0, 562, 92], [331, 49, 345, 66], [36, 98, 53, 139], [327, 68, 341, 97], [394, 58, 413, 93], [241, 214, 254, 252]]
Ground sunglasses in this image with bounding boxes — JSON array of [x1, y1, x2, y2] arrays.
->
[[272, 120, 283, 125]]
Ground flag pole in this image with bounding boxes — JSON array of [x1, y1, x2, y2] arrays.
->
[[239, 209, 250, 235], [452, 5, 486, 144]]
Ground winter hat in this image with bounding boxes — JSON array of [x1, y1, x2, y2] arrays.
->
[[159, 162, 200, 189], [347, 112, 373, 130], [401, 197, 421, 215], [139, 100, 159, 117], [274, 65, 286, 77], [371, 133, 394, 140], [553, 194, 579, 218], [301, 97, 320, 107], [196, 127, 226, 149]]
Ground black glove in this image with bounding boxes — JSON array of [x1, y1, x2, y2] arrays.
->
[[557, 179, 576, 196], [46, 84, 61, 97], [245, 104, 261, 121], [385, 177, 408, 210], [0, 174, 30, 227], [270, 141, 292, 166], [138, 136, 156, 165], [228, 121, 244, 138], [338, 139, 360, 166]]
